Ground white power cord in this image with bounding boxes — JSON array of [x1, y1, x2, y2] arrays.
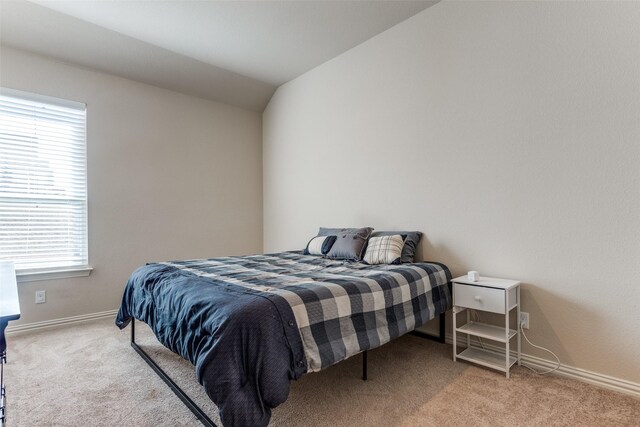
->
[[469, 309, 486, 350], [519, 321, 561, 375], [468, 309, 561, 375]]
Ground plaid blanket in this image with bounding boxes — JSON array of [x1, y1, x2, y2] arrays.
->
[[162, 251, 452, 372]]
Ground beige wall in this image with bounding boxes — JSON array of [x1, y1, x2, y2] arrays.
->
[[1, 46, 263, 325], [263, 1, 640, 383]]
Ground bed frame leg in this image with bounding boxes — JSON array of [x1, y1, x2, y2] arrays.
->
[[409, 312, 447, 343], [129, 319, 218, 427], [362, 351, 368, 381], [129, 312, 446, 420], [439, 311, 446, 343], [360, 312, 446, 381]]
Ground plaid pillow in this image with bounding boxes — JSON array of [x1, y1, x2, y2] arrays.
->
[[363, 234, 404, 265], [370, 231, 422, 263]]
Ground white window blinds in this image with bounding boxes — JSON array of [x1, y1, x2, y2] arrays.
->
[[0, 88, 88, 271]]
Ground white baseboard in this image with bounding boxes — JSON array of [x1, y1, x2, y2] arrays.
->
[[6, 309, 118, 334], [446, 332, 640, 398]]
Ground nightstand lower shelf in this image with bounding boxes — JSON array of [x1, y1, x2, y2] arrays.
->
[[456, 321, 517, 343], [457, 347, 517, 372]]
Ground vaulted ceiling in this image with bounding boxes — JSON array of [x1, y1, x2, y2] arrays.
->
[[1, 1, 438, 111]]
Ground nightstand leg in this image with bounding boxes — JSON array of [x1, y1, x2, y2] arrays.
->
[[452, 307, 457, 362], [505, 292, 510, 378], [517, 286, 521, 366], [466, 309, 470, 349]]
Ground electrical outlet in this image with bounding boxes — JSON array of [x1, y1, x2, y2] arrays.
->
[[520, 311, 529, 329], [35, 290, 46, 304]]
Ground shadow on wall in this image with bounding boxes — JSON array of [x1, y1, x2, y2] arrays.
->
[[517, 284, 617, 372], [416, 235, 466, 274], [417, 236, 578, 367], [414, 235, 464, 336], [519, 285, 571, 363], [471, 284, 577, 367]]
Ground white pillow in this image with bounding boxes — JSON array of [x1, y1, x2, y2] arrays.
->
[[306, 236, 329, 256], [363, 235, 404, 265]]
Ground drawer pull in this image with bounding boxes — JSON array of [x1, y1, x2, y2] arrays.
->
[[474, 296, 482, 301]]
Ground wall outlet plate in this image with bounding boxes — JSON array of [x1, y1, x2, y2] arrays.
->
[[520, 311, 529, 329], [35, 290, 46, 304]]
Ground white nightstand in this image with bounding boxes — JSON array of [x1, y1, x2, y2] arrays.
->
[[452, 276, 521, 378]]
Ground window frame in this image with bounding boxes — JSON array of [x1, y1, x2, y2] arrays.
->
[[0, 88, 92, 282]]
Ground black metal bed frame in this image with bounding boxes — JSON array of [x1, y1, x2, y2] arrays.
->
[[130, 312, 446, 427]]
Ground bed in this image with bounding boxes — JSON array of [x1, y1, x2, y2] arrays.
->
[[116, 251, 452, 427]]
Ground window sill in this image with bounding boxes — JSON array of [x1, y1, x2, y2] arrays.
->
[[16, 266, 93, 283]]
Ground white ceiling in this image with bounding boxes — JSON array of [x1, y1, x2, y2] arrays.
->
[[0, 1, 276, 111], [1, 0, 438, 111]]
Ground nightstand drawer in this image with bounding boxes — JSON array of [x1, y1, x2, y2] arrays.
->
[[454, 283, 506, 314]]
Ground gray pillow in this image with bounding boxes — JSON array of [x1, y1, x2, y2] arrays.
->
[[370, 231, 422, 263], [318, 227, 361, 236], [325, 227, 374, 261]]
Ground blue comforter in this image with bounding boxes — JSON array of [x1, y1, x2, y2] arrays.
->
[[116, 263, 305, 427], [116, 252, 451, 426]]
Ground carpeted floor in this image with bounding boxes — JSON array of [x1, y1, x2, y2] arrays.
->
[[5, 318, 639, 426]]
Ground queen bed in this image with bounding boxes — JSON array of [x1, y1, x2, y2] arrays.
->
[[116, 250, 452, 427]]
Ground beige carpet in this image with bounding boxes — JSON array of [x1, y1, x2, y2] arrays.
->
[[5, 318, 639, 427]]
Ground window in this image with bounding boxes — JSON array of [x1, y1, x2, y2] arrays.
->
[[0, 88, 89, 277]]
